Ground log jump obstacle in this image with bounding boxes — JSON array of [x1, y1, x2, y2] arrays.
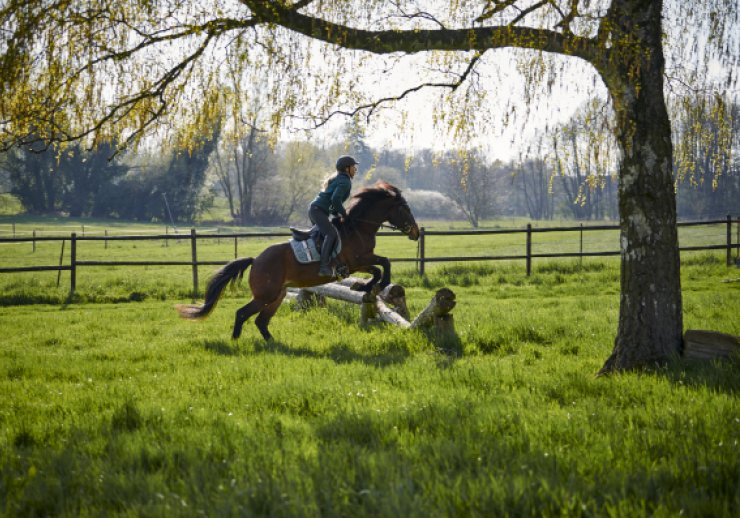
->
[[286, 277, 458, 346]]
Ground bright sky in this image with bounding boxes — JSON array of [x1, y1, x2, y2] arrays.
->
[[300, 48, 608, 163]]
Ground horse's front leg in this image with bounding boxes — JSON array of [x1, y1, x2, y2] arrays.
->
[[374, 255, 391, 289], [349, 266, 382, 293]]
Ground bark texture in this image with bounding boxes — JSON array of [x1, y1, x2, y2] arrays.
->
[[596, 0, 683, 374]]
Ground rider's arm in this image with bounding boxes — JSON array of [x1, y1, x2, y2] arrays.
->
[[330, 176, 351, 218]]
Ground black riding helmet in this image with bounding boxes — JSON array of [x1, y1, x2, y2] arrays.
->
[[335, 155, 359, 172]]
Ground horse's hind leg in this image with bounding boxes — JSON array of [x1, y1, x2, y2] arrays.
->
[[254, 289, 287, 341], [233, 298, 267, 339]]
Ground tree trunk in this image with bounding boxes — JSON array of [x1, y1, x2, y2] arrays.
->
[[598, 0, 683, 374]]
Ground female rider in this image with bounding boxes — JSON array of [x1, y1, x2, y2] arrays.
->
[[309, 155, 358, 277]]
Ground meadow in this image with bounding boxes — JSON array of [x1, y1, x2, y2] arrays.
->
[[0, 217, 738, 516]]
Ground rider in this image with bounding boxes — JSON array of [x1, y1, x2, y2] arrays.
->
[[309, 155, 359, 277]]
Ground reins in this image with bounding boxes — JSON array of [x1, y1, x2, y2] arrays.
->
[[347, 217, 402, 233]]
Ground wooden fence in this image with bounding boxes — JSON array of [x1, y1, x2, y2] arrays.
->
[[0, 216, 737, 298]]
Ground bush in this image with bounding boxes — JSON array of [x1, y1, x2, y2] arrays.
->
[[404, 189, 464, 219]]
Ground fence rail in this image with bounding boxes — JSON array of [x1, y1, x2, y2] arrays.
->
[[0, 216, 736, 298]]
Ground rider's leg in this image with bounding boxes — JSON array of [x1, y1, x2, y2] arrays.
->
[[309, 205, 336, 277], [318, 231, 336, 276]]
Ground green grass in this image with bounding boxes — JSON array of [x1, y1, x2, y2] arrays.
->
[[0, 219, 738, 515], [1, 215, 735, 305]]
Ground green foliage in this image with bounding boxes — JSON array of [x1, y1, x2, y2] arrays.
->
[[673, 95, 740, 219], [0, 193, 23, 215], [0, 220, 737, 515], [4, 141, 126, 216], [3, 132, 218, 223]]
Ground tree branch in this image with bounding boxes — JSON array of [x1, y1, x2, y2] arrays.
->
[[509, 0, 549, 26], [301, 52, 483, 129], [241, 0, 598, 62]]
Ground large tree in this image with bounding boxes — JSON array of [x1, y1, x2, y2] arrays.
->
[[0, 1, 736, 373]]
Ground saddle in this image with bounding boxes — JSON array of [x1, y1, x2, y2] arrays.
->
[[288, 225, 342, 265], [290, 225, 321, 244]]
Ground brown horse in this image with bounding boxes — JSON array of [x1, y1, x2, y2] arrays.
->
[[177, 182, 420, 340]]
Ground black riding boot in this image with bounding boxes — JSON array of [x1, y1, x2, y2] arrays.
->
[[318, 233, 335, 277]]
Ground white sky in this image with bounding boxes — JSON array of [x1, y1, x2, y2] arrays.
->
[[288, 48, 608, 163]]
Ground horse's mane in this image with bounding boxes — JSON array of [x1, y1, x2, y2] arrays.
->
[[345, 181, 404, 223]]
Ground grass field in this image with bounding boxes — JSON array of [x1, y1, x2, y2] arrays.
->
[[0, 218, 738, 516]]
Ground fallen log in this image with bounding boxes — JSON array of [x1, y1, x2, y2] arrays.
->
[[683, 330, 739, 361], [289, 282, 374, 305], [376, 299, 411, 328], [410, 288, 456, 329], [288, 282, 457, 347], [337, 277, 410, 319]]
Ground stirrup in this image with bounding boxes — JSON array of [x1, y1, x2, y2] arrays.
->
[[318, 265, 334, 277]]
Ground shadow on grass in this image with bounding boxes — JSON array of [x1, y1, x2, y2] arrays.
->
[[196, 338, 411, 367], [657, 357, 739, 395], [201, 339, 241, 356], [0, 294, 66, 306]]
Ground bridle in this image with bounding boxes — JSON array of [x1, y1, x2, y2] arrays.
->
[[385, 202, 416, 235], [350, 201, 416, 236]]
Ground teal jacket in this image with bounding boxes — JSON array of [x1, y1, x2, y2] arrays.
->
[[310, 172, 352, 217]]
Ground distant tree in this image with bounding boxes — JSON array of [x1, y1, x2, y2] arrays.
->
[[551, 103, 619, 220], [442, 150, 498, 227], [5, 140, 60, 213], [513, 156, 554, 221], [673, 95, 739, 219], [274, 141, 325, 223], [98, 128, 218, 222], [160, 135, 219, 222], [212, 110, 275, 225], [345, 117, 375, 171], [406, 149, 447, 192], [4, 140, 125, 216], [62, 142, 128, 217], [363, 165, 407, 190]]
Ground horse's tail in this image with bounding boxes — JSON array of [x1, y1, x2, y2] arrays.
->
[[176, 257, 254, 319]]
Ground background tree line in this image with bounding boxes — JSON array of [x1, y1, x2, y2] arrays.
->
[[1, 96, 736, 226]]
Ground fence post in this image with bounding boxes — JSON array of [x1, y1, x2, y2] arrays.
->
[[32, 229, 36, 253], [191, 228, 199, 300], [579, 223, 583, 269], [418, 226, 426, 276], [234, 236, 238, 259], [727, 214, 733, 266], [526, 224, 532, 276], [12, 223, 15, 238], [56, 239, 66, 288], [70, 233, 77, 295], [104, 229, 108, 250]]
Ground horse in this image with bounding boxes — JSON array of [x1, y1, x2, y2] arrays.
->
[[176, 181, 420, 340]]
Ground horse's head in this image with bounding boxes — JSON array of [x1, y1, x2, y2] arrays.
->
[[348, 181, 420, 240], [386, 195, 420, 241]]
